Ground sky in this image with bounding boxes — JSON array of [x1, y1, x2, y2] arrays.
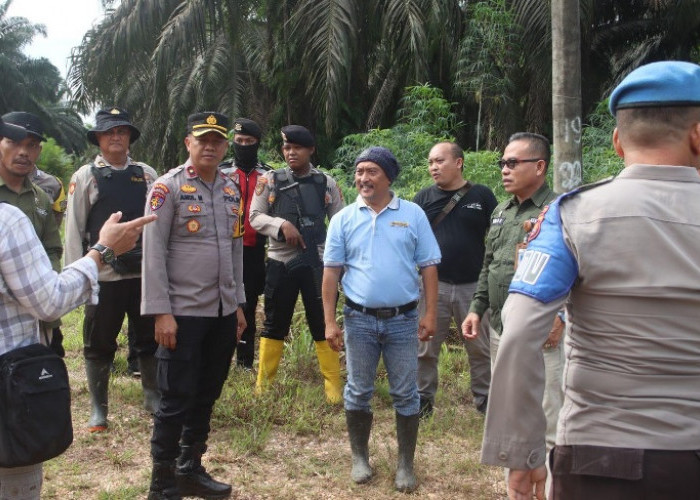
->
[[7, 0, 107, 78]]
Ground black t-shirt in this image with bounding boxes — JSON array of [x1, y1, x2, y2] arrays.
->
[[413, 183, 497, 283]]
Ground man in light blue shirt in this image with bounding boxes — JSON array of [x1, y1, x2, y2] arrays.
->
[[322, 146, 440, 493]]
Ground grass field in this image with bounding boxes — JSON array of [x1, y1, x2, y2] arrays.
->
[[43, 303, 504, 499]]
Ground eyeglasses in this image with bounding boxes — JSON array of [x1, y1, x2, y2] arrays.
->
[[497, 158, 541, 169]]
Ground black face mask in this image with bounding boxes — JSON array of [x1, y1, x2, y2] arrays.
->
[[233, 142, 259, 169]]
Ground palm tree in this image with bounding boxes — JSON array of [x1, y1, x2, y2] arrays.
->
[[0, 0, 86, 153]]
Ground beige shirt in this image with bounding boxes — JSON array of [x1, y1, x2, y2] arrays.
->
[[482, 165, 700, 469], [65, 155, 157, 281], [141, 162, 245, 317], [248, 166, 344, 263]]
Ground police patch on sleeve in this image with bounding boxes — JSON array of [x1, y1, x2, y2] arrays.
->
[[509, 197, 578, 303]]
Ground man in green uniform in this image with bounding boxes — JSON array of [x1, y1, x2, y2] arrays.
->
[[0, 111, 64, 353], [462, 132, 565, 452]]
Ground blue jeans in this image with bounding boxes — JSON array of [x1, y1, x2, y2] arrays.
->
[[343, 305, 420, 416]]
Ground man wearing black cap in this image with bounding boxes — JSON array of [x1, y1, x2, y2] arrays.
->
[[219, 118, 272, 370], [142, 112, 246, 499], [0, 111, 65, 354], [2, 112, 67, 227], [480, 60, 700, 499], [249, 124, 344, 402], [65, 107, 160, 432]]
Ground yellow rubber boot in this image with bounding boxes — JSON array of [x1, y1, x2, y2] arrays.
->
[[315, 340, 343, 404], [255, 338, 284, 395]]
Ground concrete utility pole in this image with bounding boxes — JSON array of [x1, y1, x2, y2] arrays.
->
[[551, 0, 583, 193]]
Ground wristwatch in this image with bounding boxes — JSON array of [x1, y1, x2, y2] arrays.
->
[[90, 243, 115, 265]]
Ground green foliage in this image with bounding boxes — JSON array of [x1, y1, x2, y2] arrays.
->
[[37, 137, 74, 185], [581, 100, 624, 183]]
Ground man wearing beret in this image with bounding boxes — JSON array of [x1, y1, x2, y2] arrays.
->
[[322, 146, 440, 492], [0, 111, 65, 354], [249, 124, 344, 402], [219, 118, 272, 371], [142, 111, 246, 499], [65, 107, 160, 432], [479, 60, 700, 499]]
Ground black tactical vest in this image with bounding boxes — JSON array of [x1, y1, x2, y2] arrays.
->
[[86, 164, 147, 246], [271, 169, 327, 242]]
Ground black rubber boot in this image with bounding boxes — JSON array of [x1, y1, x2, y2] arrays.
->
[[148, 460, 182, 500], [176, 442, 232, 498], [85, 358, 110, 432], [345, 410, 373, 483], [395, 412, 420, 492]]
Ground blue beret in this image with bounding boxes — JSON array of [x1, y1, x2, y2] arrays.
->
[[354, 146, 400, 182], [281, 125, 315, 147], [609, 61, 700, 115]]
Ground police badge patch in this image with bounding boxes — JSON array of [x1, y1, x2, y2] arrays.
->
[[150, 192, 166, 211], [180, 184, 197, 193]]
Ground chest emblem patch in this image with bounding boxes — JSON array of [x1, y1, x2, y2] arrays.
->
[[527, 205, 550, 243], [187, 204, 201, 213], [180, 184, 197, 193], [223, 186, 237, 196], [187, 219, 201, 233]]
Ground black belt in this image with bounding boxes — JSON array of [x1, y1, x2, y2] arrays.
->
[[345, 298, 417, 319]]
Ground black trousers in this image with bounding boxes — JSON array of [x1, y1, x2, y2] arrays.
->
[[551, 445, 700, 499], [83, 278, 156, 360], [233, 245, 266, 367], [261, 259, 325, 342], [150, 314, 237, 461]]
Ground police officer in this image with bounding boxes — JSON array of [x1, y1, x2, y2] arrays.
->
[[249, 125, 344, 402], [65, 107, 159, 432], [480, 61, 700, 500], [0, 111, 64, 354], [142, 112, 246, 499], [219, 118, 272, 370]]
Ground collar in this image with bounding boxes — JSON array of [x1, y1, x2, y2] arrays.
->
[[355, 191, 399, 211], [183, 160, 227, 183], [0, 174, 34, 194], [618, 164, 700, 183], [94, 154, 132, 169], [505, 182, 552, 209]]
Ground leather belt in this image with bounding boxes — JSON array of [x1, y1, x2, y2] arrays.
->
[[345, 298, 418, 319]]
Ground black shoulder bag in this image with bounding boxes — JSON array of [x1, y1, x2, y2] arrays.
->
[[0, 342, 73, 467]]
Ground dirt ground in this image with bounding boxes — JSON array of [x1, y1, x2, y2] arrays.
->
[[41, 353, 505, 500]]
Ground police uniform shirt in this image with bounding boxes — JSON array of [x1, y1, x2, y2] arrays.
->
[[141, 162, 246, 318], [31, 167, 66, 218], [482, 165, 700, 470], [65, 155, 157, 281], [468, 183, 556, 334], [413, 183, 497, 284], [248, 165, 344, 263]]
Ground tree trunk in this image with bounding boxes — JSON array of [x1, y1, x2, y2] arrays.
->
[[551, 0, 583, 194]]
